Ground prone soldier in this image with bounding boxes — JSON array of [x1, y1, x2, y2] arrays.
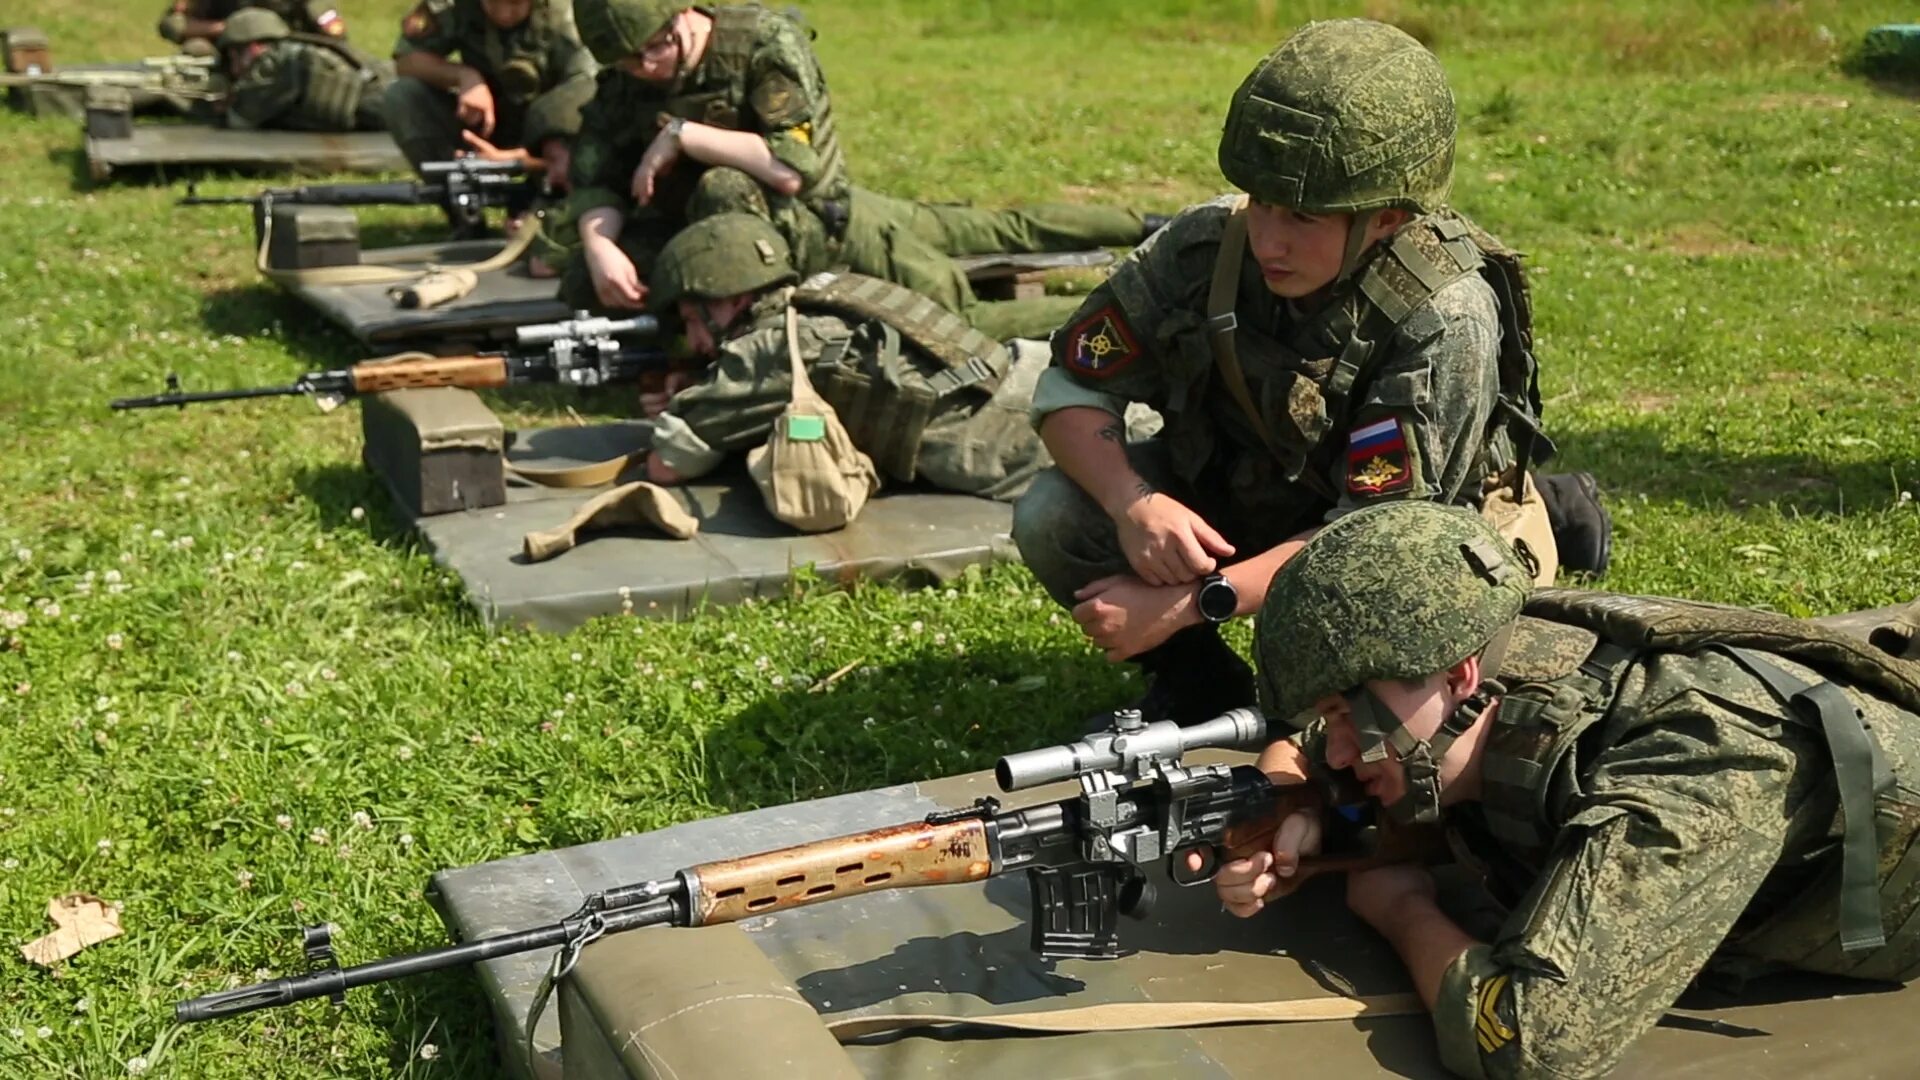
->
[[385, 0, 597, 189], [159, 0, 347, 58], [562, 0, 1161, 318], [1010, 19, 1611, 728], [636, 213, 1078, 500], [1214, 499, 1920, 1079], [218, 9, 390, 132]]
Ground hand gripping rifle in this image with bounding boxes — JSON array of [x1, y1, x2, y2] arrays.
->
[[174, 708, 1385, 1024], [110, 313, 663, 412], [179, 158, 537, 237]]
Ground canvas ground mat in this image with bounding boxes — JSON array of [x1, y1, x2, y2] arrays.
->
[[292, 249, 1119, 350], [408, 423, 1017, 632], [84, 124, 405, 182]]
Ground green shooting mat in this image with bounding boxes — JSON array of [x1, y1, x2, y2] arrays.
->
[[85, 124, 407, 182]]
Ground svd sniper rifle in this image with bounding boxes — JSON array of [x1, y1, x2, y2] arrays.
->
[[174, 708, 1394, 1023], [179, 158, 539, 238], [110, 313, 664, 411]]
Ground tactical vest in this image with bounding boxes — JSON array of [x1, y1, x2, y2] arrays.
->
[[452, 0, 566, 103], [1187, 207, 1551, 506], [675, 5, 850, 232], [273, 36, 382, 130], [793, 272, 1007, 481], [1473, 590, 1920, 981]]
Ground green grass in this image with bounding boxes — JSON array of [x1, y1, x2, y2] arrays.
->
[[2, 0, 1917, 1075]]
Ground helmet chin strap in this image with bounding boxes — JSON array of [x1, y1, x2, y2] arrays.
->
[[1348, 623, 1514, 825], [1335, 209, 1378, 283]]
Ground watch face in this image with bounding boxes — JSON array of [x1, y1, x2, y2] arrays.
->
[[1198, 576, 1237, 622]]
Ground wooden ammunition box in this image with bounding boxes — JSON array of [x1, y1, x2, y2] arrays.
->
[[2, 27, 52, 74], [361, 388, 506, 518], [263, 203, 360, 271]]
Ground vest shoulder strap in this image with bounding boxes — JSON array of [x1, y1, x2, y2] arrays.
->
[[794, 272, 1005, 396], [708, 5, 764, 70]]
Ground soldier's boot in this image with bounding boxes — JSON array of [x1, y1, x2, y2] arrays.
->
[[1087, 624, 1259, 732], [1537, 471, 1613, 577]]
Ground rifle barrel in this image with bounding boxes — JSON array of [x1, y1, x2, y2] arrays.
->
[[110, 384, 308, 410]]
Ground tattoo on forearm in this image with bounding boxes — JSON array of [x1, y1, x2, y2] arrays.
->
[[1134, 480, 1155, 499], [1096, 421, 1124, 443]]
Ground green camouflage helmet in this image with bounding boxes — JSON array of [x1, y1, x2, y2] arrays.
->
[[219, 8, 293, 49], [1255, 501, 1528, 728], [574, 0, 683, 65], [1218, 19, 1456, 214], [651, 213, 797, 307]]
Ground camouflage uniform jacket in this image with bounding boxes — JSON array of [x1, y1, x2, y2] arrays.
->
[[160, 0, 345, 43], [1414, 613, 1920, 1079], [393, 0, 593, 107], [1035, 195, 1526, 540], [225, 38, 391, 131], [567, 5, 851, 228], [650, 292, 1045, 501]]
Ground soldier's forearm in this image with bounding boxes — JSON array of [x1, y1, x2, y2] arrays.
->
[[1370, 892, 1473, 1010], [578, 207, 625, 248], [180, 16, 225, 39], [1038, 406, 1150, 520], [678, 122, 802, 196], [395, 51, 474, 92]]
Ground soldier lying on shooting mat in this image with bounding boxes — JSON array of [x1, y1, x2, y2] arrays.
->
[[560, 0, 1166, 318], [160, 0, 347, 59], [217, 10, 390, 132], [385, 0, 597, 195], [1210, 499, 1920, 1080], [637, 214, 1075, 502], [1011, 19, 1612, 731]]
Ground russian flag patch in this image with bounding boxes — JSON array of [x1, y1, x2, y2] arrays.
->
[[1346, 416, 1413, 495]]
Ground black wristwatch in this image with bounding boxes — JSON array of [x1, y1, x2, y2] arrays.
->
[[1195, 573, 1237, 624]]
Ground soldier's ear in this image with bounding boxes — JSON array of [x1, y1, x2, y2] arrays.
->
[[1445, 653, 1480, 701]]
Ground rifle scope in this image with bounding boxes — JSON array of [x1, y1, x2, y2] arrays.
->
[[995, 708, 1268, 793]]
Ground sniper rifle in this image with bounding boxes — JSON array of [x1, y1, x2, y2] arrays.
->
[[0, 54, 225, 100], [110, 313, 663, 411], [173, 707, 1395, 1024], [179, 158, 539, 237]]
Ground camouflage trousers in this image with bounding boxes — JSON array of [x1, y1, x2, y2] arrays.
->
[[557, 167, 1146, 322], [1011, 441, 1320, 609], [384, 75, 530, 174]]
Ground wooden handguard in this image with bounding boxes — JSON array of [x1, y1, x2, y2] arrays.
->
[[687, 817, 994, 925], [350, 355, 509, 394], [1213, 783, 1438, 877]]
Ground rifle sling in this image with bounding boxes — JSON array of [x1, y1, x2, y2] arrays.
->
[[505, 453, 647, 489], [823, 992, 1426, 1040], [255, 210, 541, 288]]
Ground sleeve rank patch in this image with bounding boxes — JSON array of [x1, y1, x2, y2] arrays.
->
[[400, 3, 435, 39], [1476, 973, 1516, 1054], [1064, 305, 1140, 379], [1346, 415, 1414, 495]]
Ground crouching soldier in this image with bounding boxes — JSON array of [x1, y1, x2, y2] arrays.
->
[[385, 0, 596, 179], [219, 9, 390, 132], [161, 0, 347, 58], [1216, 499, 1920, 1078], [638, 213, 1060, 501]]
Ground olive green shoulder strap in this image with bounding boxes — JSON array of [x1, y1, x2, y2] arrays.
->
[[793, 273, 1004, 397], [707, 5, 763, 70]]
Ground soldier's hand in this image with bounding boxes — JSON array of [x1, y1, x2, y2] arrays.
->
[[644, 453, 683, 486], [631, 126, 682, 207], [1194, 808, 1323, 917], [455, 71, 496, 138], [459, 129, 527, 164], [584, 241, 646, 310], [1071, 574, 1193, 661], [1115, 493, 1235, 586]]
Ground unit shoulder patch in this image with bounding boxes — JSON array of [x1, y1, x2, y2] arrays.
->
[[1345, 415, 1414, 496], [400, 2, 435, 40], [1063, 305, 1140, 380]]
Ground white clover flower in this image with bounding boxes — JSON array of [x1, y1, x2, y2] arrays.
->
[[105, 633, 123, 650], [754, 655, 770, 671], [350, 506, 365, 521], [309, 827, 330, 844], [399, 834, 415, 848], [909, 620, 924, 634], [237, 869, 254, 888], [320, 668, 337, 682], [549, 709, 564, 720], [418, 1043, 440, 1061], [227, 651, 243, 663], [563, 692, 576, 704], [149, 528, 165, 540], [933, 739, 948, 750], [40, 602, 60, 618], [289, 561, 307, 571], [104, 570, 122, 584], [0, 858, 14, 870], [96, 838, 112, 852], [569, 651, 583, 663], [396, 745, 415, 761], [74, 998, 89, 1014], [13, 548, 29, 564], [351, 811, 373, 830], [862, 717, 876, 729], [103, 712, 120, 727], [770, 675, 786, 688], [35, 1026, 51, 1038], [275, 814, 293, 830], [689, 678, 707, 692], [126, 1057, 149, 1075]]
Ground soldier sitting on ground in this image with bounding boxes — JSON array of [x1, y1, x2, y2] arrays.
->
[[1209, 499, 1920, 1079], [385, 0, 597, 203], [161, 0, 348, 58], [563, 0, 1164, 318], [218, 9, 390, 132], [1010, 19, 1611, 731], [636, 213, 1091, 501]]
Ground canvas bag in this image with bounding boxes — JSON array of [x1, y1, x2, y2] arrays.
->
[[747, 295, 880, 532]]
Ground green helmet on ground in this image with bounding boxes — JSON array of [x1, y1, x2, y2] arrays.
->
[[1255, 501, 1528, 729], [1218, 18, 1456, 214], [652, 213, 797, 307], [574, 0, 683, 65], [219, 8, 293, 49]]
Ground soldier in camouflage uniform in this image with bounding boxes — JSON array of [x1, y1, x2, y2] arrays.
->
[[160, 0, 347, 58], [637, 214, 1059, 500], [217, 9, 390, 132], [384, 0, 596, 180], [1011, 19, 1610, 728], [560, 0, 1159, 318], [1219, 499, 1920, 1079]]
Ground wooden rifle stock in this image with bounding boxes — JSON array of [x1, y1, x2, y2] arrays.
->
[[347, 355, 510, 394], [686, 816, 995, 925]]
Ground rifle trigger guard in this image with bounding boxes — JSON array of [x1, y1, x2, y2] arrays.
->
[[1169, 844, 1216, 886]]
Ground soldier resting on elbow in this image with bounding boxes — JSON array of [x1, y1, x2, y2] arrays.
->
[[1208, 499, 1920, 1079], [218, 9, 390, 132]]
